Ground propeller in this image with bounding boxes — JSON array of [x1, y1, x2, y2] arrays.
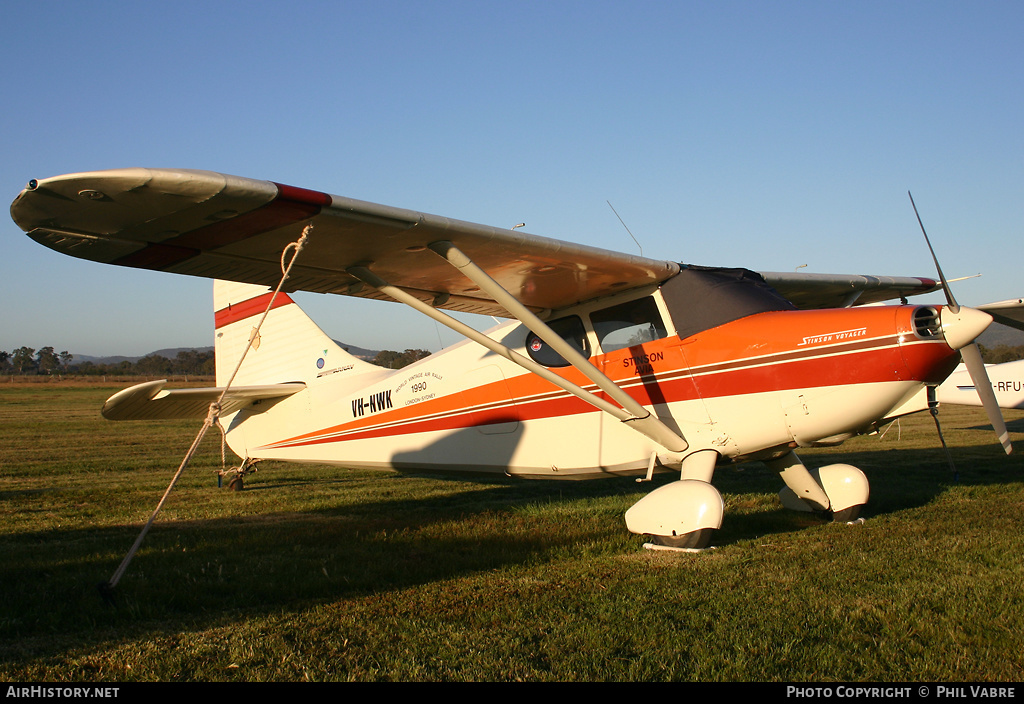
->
[[909, 192, 1012, 455]]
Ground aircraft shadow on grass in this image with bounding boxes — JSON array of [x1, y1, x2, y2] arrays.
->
[[967, 416, 1024, 434]]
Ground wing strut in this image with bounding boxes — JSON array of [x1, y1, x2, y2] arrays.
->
[[347, 246, 688, 454], [344, 266, 630, 419]]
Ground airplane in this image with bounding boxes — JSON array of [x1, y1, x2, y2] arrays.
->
[[937, 359, 1024, 410], [9, 167, 1016, 551]]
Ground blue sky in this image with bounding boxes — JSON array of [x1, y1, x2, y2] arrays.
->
[[3, 1, 1021, 356]]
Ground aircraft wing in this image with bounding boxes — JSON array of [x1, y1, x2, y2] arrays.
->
[[11, 168, 679, 317], [101, 379, 305, 421], [759, 271, 940, 309], [11, 168, 943, 315], [978, 298, 1024, 332]]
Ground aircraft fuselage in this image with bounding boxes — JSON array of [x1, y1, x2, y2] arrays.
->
[[220, 285, 962, 478]]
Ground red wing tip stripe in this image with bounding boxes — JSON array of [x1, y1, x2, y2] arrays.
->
[[273, 183, 332, 207], [215, 291, 295, 329], [112, 183, 330, 271]]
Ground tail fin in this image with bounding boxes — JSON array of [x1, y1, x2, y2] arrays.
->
[[213, 280, 378, 387]]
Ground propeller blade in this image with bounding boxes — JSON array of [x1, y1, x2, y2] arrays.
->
[[909, 192, 1011, 454], [960, 343, 1013, 455], [909, 191, 959, 313]]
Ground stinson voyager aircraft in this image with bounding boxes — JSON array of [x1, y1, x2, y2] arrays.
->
[[10, 168, 1019, 550]]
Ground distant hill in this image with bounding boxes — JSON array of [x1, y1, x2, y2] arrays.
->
[[978, 323, 1024, 348], [331, 340, 379, 360], [72, 341, 379, 366], [72, 347, 215, 366]]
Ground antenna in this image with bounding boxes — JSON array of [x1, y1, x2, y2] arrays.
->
[[607, 201, 642, 256]]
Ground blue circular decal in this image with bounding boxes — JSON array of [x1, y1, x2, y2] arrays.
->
[[316, 358, 325, 369]]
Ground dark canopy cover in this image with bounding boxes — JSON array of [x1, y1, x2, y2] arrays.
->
[[661, 265, 797, 340]]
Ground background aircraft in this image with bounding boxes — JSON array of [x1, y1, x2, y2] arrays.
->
[[937, 359, 1024, 410]]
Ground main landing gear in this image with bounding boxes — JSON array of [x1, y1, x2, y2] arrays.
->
[[624, 449, 869, 552], [625, 450, 724, 552], [767, 451, 869, 523]]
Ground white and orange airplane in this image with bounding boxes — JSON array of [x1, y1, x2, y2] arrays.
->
[[10, 168, 1017, 550]]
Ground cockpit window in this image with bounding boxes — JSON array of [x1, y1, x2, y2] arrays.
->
[[590, 297, 668, 353], [525, 315, 590, 368]]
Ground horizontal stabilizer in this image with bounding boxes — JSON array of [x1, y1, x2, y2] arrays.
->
[[101, 379, 305, 421]]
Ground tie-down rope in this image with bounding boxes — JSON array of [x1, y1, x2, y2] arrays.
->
[[102, 224, 313, 595]]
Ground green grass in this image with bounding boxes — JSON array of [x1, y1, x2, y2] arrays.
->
[[1, 382, 1023, 681]]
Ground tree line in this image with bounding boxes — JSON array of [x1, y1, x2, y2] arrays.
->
[[977, 343, 1024, 365], [369, 349, 431, 369], [0, 346, 217, 377], [0, 346, 433, 377]]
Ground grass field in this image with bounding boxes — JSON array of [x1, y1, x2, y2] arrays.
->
[[1, 381, 1022, 682]]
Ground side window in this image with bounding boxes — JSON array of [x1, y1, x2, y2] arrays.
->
[[590, 297, 668, 354], [525, 315, 590, 368]]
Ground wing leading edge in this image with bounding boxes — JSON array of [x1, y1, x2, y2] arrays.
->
[[761, 271, 940, 309], [978, 298, 1024, 332], [11, 168, 678, 317]]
